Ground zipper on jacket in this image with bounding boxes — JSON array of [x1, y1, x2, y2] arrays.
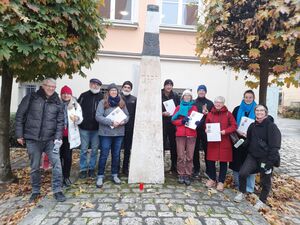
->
[[38, 100, 46, 139]]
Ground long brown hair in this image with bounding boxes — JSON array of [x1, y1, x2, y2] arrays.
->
[[103, 92, 126, 109]]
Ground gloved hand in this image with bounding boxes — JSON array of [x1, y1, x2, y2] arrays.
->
[[181, 116, 189, 125], [195, 121, 201, 127], [264, 162, 273, 171]]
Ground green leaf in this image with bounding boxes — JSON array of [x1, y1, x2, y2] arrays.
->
[[16, 44, 32, 56], [0, 47, 12, 61]]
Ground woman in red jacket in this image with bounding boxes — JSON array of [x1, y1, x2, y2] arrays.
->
[[172, 89, 198, 186], [205, 96, 237, 191]]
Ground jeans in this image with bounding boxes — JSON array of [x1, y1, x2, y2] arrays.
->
[[239, 154, 272, 203], [79, 129, 99, 172], [60, 137, 72, 179], [206, 161, 228, 183], [233, 171, 255, 193], [26, 139, 62, 194], [98, 136, 124, 177]]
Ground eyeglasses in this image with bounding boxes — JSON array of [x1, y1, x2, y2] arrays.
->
[[43, 84, 56, 89], [255, 109, 266, 112]]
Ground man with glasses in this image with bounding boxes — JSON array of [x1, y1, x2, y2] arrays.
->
[[78, 78, 103, 179], [15, 78, 65, 202]]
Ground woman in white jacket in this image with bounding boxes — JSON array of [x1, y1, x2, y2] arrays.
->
[[60, 85, 83, 187]]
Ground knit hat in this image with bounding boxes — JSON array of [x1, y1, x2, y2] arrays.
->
[[181, 89, 192, 99], [61, 85, 72, 95], [164, 79, 174, 86], [122, 81, 133, 89], [197, 85, 207, 92], [90, 78, 102, 86], [107, 83, 119, 92]]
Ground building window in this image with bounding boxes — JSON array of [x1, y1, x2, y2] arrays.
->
[[161, 0, 201, 27], [25, 84, 37, 96], [99, 0, 134, 22]]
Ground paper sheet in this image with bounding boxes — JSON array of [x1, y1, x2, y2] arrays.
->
[[185, 111, 204, 130], [206, 123, 221, 142], [163, 99, 176, 115]]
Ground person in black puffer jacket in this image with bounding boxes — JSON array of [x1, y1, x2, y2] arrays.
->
[[15, 78, 65, 203], [77, 78, 104, 179], [234, 104, 281, 210]]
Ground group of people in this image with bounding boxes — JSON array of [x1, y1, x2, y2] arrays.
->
[[161, 79, 281, 210], [15, 78, 136, 202], [15, 78, 281, 210]]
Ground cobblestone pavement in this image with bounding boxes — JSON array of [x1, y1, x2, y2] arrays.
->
[[19, 174, 268, 225], [2, 118, 299, 225], [275, 118, 300, 179]]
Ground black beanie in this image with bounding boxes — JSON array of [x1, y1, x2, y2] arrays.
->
[[122, 81, 133, 89], [164, 79, 174, 86], [107, 83, 118, 93]]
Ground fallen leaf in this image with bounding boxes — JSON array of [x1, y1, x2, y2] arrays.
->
[[185, 217, 196, 225], [183, 192, 191, 197], [80, 202, 95, 209], [176, 207, 183, 213], [119, 209, 127, 217]]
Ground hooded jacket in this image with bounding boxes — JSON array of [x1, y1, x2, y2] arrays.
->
[[246, 116, 281, 167], [205, 106, 237, 162]]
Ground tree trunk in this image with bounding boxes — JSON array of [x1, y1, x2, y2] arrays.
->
[[0, 63, 14, 183], [259, 59, 269, 105]]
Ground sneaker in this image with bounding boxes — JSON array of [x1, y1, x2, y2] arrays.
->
[[79, 171, 87, 179], [205, 179, 216, 188], [184, 176, 192, 186], [178, 176, 185, 184], [29, 193, 41, 203], [66, 178, 72, 185], [254, 199, 266, 211], [216, 182, 224, 191], [63, 179, 70, 187], [54, 192, 66, 202], [88, 169, 95, 178], [192, 171, 200, 178], [112, 176, 121, 185], [96, 177, 104, 188], [234, 192, 245, 203]]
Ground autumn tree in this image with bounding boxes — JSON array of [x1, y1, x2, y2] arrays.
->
[[0, 0, 106, 182], [196, 0, 300, 104]]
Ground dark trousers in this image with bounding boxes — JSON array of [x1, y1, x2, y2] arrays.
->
[[122, 129, 133, 173], [239, 154, 272, 203], [60, 136, 72, 179], [163, 122, 177, 171], [206, 161, 228, 183], [193, 128, 208, 173]]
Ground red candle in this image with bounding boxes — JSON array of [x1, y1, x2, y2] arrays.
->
[[139, 183, 144, 191]]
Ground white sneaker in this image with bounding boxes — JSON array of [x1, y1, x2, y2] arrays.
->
[[112, 176, 121, 185], [254, 199, 266, 210], [96, 177, 103, 188], [234, 192, 245, 203]]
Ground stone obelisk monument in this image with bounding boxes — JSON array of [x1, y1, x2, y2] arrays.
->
[[128, 5, 164, 184]]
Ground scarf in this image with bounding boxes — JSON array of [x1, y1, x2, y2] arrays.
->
[[108, 95, 120, 107], [172, 100, 194, 121], [63, 101, 69, 128], [237, 100, 256, 125]]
